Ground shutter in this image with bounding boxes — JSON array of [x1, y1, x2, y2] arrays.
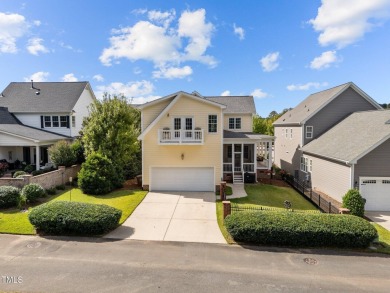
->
[[41, 116, 44, 128], [66, 116, 70, 128]]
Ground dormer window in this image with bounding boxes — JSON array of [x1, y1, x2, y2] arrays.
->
[[229, 117, 241, 130]]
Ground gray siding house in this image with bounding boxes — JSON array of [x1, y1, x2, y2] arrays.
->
[[273, 82, 390, 211], [273, 82, 381, 176], [301, 110, 390, 211]]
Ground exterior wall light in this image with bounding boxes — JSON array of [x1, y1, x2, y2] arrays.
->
[[181, 153, 184, 160]]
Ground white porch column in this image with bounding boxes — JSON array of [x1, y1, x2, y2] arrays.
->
[[268, 141, 272, 170], [253, 143, 257, 182], [231, 144, 234, 173], [241, 143, 244, 173], [35, 145, 40, 170]]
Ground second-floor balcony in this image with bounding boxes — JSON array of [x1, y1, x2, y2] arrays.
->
[[158, 129, 204, 144]]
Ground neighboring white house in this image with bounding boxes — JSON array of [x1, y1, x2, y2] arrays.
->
[[0, 81, 95, 170]]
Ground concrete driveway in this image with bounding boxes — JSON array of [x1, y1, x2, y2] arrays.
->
[[105, 191, 225, 244], [366, 211, 390, 231]]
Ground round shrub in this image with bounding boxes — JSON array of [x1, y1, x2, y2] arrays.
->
[[21, 183, 46, 203], [28, 201, 122, 235], [24, 165, 33, 173], [0, 186, 20, 208], [13, 171, 27, 178], [342, 189, 365, 217], [225, 211, 377, 248], [48, 140, 76, 167], [78, 152, 116, 195]]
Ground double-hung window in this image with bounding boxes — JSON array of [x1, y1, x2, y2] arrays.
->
[[71, 116, 76, 127], [44, 116, 51, 127], [60, 116, 67, 127], [229, 117, 241, 130], [300, 156, 308, 172], [52, 116, 59, 127], [208, 115, 217, 133], [306, 126, 313, 139]]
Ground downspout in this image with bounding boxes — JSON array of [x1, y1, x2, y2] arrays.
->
[[350, 163, 355, 189]]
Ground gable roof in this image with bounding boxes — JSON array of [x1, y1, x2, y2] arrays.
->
[[0, 82, 92, 113], [138, 92, 226, 140], [205, 96, 256, 114], [274, 82, 382, 126], [301, 110, 390, 164]]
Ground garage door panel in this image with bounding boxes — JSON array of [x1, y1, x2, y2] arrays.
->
[[151, 167, 214, 192], [360, 177, 390, 211]]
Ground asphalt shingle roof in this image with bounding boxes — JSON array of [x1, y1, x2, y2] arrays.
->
[[301, 110, 390, 163], [223, 130, 273, 140], [0, 107, 20, 124], [274, 83, 350, 125], [0, 82, 89, 113], [205, 96, 256, 114], [0, 124, 70, 142]]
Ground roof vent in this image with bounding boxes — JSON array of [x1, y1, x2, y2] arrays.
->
[[35, 90, 40, 95], [386, 119, 390, 124], [0, 92, 4, 98]]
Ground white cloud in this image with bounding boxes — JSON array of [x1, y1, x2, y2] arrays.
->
[[220, 90, 231, 96], [0, 12, 28, 53], [260, 52, 280, 72], [310, 0, 390, 48], [287, 82, 329, 91], [178, 9, 216, 66], [93, 74, 104, 82], [100, 20, 180, 66], [147, 9, 176, 27], [100, 8, 216, 76], [153, 65, 192, 79], [33, 20, 41, 26], [26, 37, 48, 55], [251, 88, 268, 99], [233, 23, 245, 40], [62, 73, 78, 82], [310, 50, 340, 70], [24, 71, 49, 82], [95, 80, 157, 104]]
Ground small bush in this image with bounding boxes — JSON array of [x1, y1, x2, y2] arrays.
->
[[342, 189, 365, 217], [48, 140, 76, 167], [21, 183, 46, 203], [71, 139, 85, 164], [13, 171, 27, 178], [0, 161, 8, 177], [78, 152, 116, 195], [56, 185, 66, 190], [24, 165, 33, 173], [0, 186, 20, 208], [225, 211, 377, 248], [28, 201, 122, 235], [46, 187, 57, 195], [17, 195, 27, 210]]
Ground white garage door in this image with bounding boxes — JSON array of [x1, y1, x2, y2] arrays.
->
[[151, 167, 214, 192], [360, 177, 390, 211]]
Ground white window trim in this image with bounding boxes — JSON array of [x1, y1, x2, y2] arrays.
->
[[300, 156, 310, 173], [305, 126, 313, 139], [71, 116, 76, 128], [208, 114, 218, 134], [171, 116, 195, 130], [228, 117, 241, 130]]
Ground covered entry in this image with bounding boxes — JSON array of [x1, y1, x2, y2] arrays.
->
[[150, 167, 214, 191]]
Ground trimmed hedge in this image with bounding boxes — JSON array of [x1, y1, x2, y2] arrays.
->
[[0, 186, 20, 208], [13, 171, 27, 178], [28, 201, 122, 235], [225, 211, 377, 248], [22, 183, 46, 203]]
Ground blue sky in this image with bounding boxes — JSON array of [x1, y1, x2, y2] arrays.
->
[[1, 0, 390, 117]]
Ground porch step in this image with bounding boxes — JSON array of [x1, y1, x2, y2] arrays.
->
[[233, 174, 243, 184]]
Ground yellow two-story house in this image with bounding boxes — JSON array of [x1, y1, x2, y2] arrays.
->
[[138, 91, 274, 192]]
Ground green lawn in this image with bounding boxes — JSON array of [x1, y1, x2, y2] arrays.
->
[[232, 184, 318, 210], [0, 188, 147, 235], [372, 223, 390, 254], [216, 201, 235, 244], [215, 186, 233, 196]]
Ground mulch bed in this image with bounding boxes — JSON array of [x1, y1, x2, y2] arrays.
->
[[121, 178, 141, 190]]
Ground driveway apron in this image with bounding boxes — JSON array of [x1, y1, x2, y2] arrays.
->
[[105, 192, 226, 244], [365, 211, 390, 231]]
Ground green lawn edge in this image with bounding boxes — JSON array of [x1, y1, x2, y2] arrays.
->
[[0, 187, 147, 235]]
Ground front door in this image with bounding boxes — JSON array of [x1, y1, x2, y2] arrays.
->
[[234, 154, 241, 172], [174, 117, 193, 139]]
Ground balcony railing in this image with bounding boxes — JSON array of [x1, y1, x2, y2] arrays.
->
[[158, 129, 204, 144]]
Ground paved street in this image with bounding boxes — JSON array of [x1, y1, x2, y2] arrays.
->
[[1, 234, 390, 293]]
